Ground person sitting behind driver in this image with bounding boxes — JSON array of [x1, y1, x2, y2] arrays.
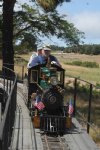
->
[[27, 46, 43, 69]]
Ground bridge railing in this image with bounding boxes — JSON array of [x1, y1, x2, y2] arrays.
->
[[2, 63, 27, 82], [0, 66, 17, 150], [65, 74, 100, 138]]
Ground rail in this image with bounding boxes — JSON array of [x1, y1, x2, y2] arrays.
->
[[65, 74, 100, 134], [0, 66, 17, 150], [41, 134, 70, 150]]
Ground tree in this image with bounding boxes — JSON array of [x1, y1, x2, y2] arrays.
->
[[0, 12, 2, 58], [2, 0, 16, 72], [0, 31, 2, 57], [37, 0, 70, 12]]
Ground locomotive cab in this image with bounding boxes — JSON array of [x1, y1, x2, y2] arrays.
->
[[27, 63, 70, 133]]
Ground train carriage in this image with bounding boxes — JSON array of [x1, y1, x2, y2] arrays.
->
[[27, 62, 72, 133]]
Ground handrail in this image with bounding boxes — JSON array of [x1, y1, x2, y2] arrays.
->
[[65, 73, 100, 134], [77, 110, 100, 138], [0, 66, 17, 150]]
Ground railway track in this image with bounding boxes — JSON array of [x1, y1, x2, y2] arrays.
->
[[17, 82, 70, 150], [17, 84, 70, 150], [16, 83, 100, 150], [41, 134, 70, 150]]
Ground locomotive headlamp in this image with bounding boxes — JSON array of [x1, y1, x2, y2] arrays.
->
[[50, 77, 58, 85]]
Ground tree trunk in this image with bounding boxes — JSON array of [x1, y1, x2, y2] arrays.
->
[[2, 0, 16, 77]]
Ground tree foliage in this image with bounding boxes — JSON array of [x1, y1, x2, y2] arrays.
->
[[36, 0, 70, 12], [13, 3, 83, 50], [0, 15, 2, 54], [50, 44, 100, 55]]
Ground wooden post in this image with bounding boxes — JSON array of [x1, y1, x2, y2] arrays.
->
[[73, 78, 77, 117], [22, 66, 24, 81], [87, 84, 92, 133]]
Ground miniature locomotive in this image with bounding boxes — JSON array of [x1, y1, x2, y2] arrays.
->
[[27, 62, 72, 133]]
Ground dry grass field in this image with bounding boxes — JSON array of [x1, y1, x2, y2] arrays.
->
[[12, 53, 100, 85], [18, 52, 100, 84], [54, 53, 100, 85], [1, 53, 100, 85]]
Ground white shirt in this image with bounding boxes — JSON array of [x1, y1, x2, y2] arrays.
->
[[27, 52, 38, 68]]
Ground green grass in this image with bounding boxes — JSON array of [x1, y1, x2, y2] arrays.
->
[[53, 53, 100, 85], [65, 61, 99, 68], [65, 66, 100, 84]]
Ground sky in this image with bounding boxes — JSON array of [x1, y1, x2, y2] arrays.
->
[[56, 0, 100, 46], [1, 0, 100, 47]]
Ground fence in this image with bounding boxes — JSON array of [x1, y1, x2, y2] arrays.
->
[[65, 75, 100, 138], [0, 66, 17, 150]]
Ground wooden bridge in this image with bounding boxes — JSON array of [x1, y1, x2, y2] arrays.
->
[[0, 66, 100, 150], [10, 82, 99, 150]]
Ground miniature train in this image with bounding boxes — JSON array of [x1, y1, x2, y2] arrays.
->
[[27, 61, 72, 133]]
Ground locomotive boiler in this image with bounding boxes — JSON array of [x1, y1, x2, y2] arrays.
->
[[27, 63, 72, 133]]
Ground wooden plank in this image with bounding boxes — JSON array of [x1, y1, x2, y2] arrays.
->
[[35, 129, 44, 150], [64, 118, 100, 150], [10, 83, 37, 150]]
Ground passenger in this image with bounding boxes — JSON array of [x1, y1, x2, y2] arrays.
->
[[27, 46, 43, 68]]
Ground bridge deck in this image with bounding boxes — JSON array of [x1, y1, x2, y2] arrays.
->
[[64, 118, 99, 150], [10, 83, 99, 150], [10, 83, 37, 150]]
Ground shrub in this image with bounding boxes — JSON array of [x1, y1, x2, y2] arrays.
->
[[65, 61, 99, 68], [82, 61, 99, 68]]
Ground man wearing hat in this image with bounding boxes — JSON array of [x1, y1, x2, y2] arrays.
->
[[42, 46, 61, 67]]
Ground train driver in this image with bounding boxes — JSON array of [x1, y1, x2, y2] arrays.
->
[[42, 46, 61, 67]]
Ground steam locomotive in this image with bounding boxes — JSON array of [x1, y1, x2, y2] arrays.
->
[[27, 61, 72, 133]]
